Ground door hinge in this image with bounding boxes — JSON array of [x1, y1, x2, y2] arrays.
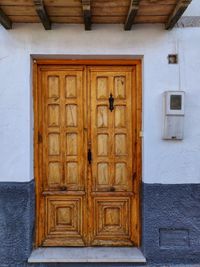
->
[[38, 132, 43, 144], [88, 148, 92, 164]]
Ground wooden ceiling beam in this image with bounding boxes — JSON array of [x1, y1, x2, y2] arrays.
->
[[33, 0, 51, 30], [0, 7, 12, 29], [82, 0, 92, 30], [166, 0, 192, 30], [124, 0, 140, 30]]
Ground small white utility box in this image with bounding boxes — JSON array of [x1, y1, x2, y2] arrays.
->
[[163, 91, 185, 140]]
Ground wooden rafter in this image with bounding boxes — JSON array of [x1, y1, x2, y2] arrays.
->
[[82, 0, 92, 31], [33, 0, 51, 30], [124, 0, 140, 30], [0, 7, 12, 29], [166, 0, 192, 30]]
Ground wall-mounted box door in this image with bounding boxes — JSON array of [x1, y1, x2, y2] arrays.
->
[[163, 91, 185, 140]]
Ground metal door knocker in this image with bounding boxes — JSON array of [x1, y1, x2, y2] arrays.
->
[[109, 93, 114, 112]]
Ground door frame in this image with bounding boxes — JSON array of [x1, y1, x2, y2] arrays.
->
[[33, 58, 142, 247]]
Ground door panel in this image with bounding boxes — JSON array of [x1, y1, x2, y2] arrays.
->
[[35, 62, 140, 247], [90, 68, 133, 193], [43, 195, 85, 246], [41, 68, 87, 246], [92, 196, 132, 246], [89, 67, 135, 246], [43, 70, 85, 192]]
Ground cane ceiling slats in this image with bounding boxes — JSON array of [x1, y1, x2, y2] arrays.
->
[[0, 0, 192, 30]]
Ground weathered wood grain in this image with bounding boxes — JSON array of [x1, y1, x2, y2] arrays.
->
[[33, 0, 51, 30], [82, 0, 91, 30], [32, 59, 142, 247], [0, 7, 12, 29], [0, 0, 192, 28], [166, 0, 192, 29], [124, 0, 140, 30]]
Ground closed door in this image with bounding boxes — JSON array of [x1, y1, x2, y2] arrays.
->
[[34, 62, 141, 247]]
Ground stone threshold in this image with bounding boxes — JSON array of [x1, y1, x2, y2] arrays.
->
[[28, 247, 146, 263]]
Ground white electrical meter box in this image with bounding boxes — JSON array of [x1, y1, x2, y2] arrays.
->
[[163, 91, 185, 140]]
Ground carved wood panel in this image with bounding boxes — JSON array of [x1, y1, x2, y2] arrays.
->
[[40, 68, 87, 246], [43, 70, 85, 192], [43, 196, 85, 246], [35, 62, 140, 247], [90, 68, 133, 192], [89, 66, 136, 246], [91, 196, 133, 246]]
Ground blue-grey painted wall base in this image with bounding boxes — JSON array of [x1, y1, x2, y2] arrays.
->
[[142, 183, 200, 264], [0, 181, 200, 266], [0, 180, 35, 266]]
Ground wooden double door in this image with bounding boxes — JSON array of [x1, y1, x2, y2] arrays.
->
[[34, 61, 141, 247]]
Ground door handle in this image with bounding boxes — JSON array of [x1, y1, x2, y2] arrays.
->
[[88, 148, 92, 164]]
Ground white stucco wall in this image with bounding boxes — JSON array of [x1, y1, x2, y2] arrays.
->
[[0, 1, 200, 184], [184, 0, 200, 16]]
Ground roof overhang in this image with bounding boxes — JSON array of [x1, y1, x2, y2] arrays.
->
[[0, 0, 192, 30]]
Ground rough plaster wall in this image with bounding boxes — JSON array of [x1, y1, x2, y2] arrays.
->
[[0, 181, 34, 266], [0, 1, 200, 183], [142, 184, 200, 264], [0, 182, 200, 265]]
